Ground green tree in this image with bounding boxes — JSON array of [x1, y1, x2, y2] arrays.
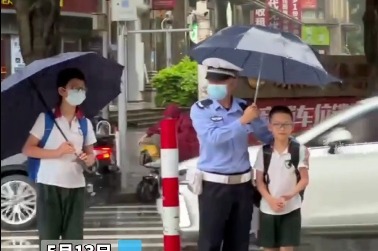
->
[[152, 57, 198, 107], [13, 0, 61, 64], [347, 0, 365, 54]]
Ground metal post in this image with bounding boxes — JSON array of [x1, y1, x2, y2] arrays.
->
[[196, 0, 211, 100], [117, 22, 129, 190], [101, 0, 109, 119], [165, 24, 172, 67], [160, 119, 180, 251]]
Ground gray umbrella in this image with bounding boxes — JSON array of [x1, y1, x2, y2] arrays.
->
[[190, 25, 340, 86]]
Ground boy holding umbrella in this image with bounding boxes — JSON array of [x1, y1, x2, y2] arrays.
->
[[22, 68, 97, 241]]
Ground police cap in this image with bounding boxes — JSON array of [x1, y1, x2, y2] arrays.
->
[[202, 58, 243, 81]]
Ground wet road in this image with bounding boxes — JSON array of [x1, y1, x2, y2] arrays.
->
[[1, 203, 377, 251], [1, 204, 176, 251], [0, 204, 264, 251]]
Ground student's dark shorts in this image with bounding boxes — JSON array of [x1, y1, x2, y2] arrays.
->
[[258, 208, 301, 248]]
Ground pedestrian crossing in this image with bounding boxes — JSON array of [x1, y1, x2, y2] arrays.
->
[[1, 204, 261, 251]]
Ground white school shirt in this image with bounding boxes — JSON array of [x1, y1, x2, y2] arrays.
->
[[253, 144, 309, 215], [30, 112, 97, 188]]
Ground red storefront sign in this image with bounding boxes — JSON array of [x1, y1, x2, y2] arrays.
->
[[253, 0, 302, 36], [247, 97, 358, 132], [301, 0, 317, 9], [254, 7, 269, 26], [288, 0, 302, 37], [266, 0, 283, 30], [282, 0, 290, 32], [1, 0, 97, 13], [151, 0, 176, 10]]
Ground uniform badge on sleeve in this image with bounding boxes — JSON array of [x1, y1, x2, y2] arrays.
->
[[210, 116, 223, 122]]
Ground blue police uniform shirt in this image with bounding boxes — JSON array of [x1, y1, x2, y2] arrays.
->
[[190, 97, 273, 174]]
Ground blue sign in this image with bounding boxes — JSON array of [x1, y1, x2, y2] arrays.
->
[[118, 240, 142, 251], [121, 0, 129, 8]]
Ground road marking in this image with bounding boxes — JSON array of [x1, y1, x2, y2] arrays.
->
[[85, 210, 158, 215], [1, 224, 162, 233], [1, 226, 163, 234], [90, 205, 157, 209]]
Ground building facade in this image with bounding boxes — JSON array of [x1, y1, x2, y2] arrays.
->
[[228, 0, 360, 55], [1, 0, 101, 80]]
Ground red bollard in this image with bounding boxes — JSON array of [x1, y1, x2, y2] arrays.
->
[[160, 119, 181, 251]]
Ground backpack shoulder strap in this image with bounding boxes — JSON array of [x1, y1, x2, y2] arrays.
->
[[289, 140, 305, 200], [262, 144, 273, 184], [78, 117, 88, 146], [39, 112, 55, 148], [289, 140, 300, 168], [289, 140, 301, 181]]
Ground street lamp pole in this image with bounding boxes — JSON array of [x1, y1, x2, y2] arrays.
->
[[111, 0, 190, 191], [116, 22, 129, 189], [101, 0, 109, 119], [161, 11, 174, 67]]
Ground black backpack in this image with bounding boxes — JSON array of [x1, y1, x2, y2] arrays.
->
[[253, 140, 305, 208]]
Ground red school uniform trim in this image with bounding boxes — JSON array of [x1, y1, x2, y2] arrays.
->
[[54, 106, 84, 119]]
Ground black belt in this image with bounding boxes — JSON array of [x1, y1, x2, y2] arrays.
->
[[207, 168, 251, 176]]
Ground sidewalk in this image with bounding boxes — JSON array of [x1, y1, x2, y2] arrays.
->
[[109, 128, 160, 204], [109, 102, 156, 112]]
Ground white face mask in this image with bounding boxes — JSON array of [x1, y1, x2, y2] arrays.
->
[[65, 89, 86, 106]]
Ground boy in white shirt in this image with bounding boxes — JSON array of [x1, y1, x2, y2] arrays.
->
[[254, 106, 310, 251], [22, 68, 97, 241]]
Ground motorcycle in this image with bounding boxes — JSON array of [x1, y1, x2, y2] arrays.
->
[[85, 119, 121, 206], [136, 143, 161, 203]]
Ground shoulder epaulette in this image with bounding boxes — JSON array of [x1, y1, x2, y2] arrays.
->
[[196, 99, 213, 109], [238, 102, 248, 111]]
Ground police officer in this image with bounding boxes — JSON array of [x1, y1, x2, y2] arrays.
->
[[190, 58, 273, 251]]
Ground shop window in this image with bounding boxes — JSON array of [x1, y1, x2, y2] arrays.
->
[[62, 38, 81, 52]]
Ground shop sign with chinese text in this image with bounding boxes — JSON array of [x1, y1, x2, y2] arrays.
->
[[288, 0, 302, 37], [267, 0, 283, 30], [151, 0, 176, 10], [253, 0, 302, 36], [249, 97, 357, 132], [254, 7, 269, 26], [10, 35, 25, 74], [301, 0, 317, 9]]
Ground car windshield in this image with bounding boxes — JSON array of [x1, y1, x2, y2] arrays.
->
[[295, 99, 369, 142]]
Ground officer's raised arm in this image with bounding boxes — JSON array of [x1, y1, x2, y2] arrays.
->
[[190, 101, 248, 145], [249, 117, 273, 144]]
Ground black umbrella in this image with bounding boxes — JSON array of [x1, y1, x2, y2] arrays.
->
[[1, 52, 124, 160]]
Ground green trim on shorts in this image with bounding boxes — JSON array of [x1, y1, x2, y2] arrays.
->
[[258, 209, 301, 248]]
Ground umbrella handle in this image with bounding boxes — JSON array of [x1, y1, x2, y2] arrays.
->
[[253, 55, 264, 104]]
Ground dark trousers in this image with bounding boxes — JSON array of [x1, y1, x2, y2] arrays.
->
[[198, 180, 254, 251], [37, 183, 85, 241]]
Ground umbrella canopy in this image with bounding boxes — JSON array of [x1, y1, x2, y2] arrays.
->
[[1, 52, 123, 160], [190, 25, 340, 86]]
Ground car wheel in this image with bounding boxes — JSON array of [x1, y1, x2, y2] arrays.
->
[[136, 179, 159, 203], [1, 175, 37, 230]]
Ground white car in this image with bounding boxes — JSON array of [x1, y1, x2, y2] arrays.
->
[[156, 96, 378, 240]]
